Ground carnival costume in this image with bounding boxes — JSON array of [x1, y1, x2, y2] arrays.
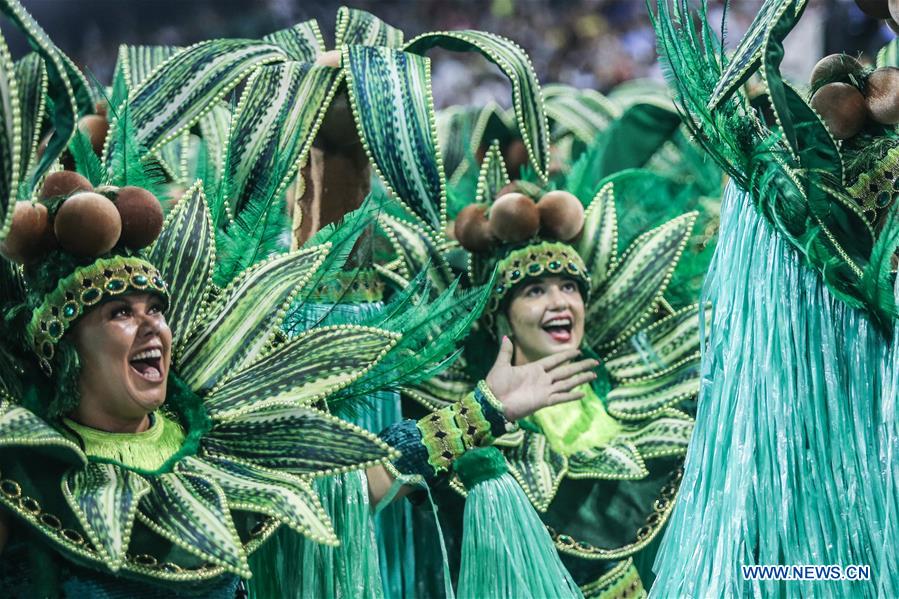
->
[[0, 2, 492, 596], [650, 0, 899, 596], [358, 42, 717, 592]]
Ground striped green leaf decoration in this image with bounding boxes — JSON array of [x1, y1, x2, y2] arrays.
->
[[606, 358, 701, 421], [503, 431, 567, 512], [708, 0, 804, 110], [139, 473, 248, 576], [443, 102, 512, 184], [178, 245, 330, 391], [198, 104, 233, 196], [202, 405, 396, 474], [113, 44, 181, 92], [0, 0, 92, 191], [224, 61, 338, 216], [567, 441, 647, 480], [378, 214, 454, 292], [263, 20, 324, 61], [62, 463, 150, 570], [122, 39, 287, 154], [587, 212, 696, 350], [543, 84, 617, 143], [474, 139, 510, 205], [344, 45, 445, 231], [576, 182, 618, 290], [148, 181, 214, 353], [177, 454, 337, 545], [604, 304, 709, 382], [403, 371, 471, 410], [406, 30, 550, 182], [0, 29, 20, 241], [14, 53, 47, 180], [0, 401, 85, 464], [335, 7, 404, 48], [877, 38, 899, 68], [624, 417, 693, 459], [205, 325, 397, 420]]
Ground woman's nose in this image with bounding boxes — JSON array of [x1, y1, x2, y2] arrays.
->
[[547, 286, 568, 308]]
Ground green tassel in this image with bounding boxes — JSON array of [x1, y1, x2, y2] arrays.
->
[[455, 447, 583, 599]]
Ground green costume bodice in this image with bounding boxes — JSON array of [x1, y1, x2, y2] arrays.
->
[[62, 413, 186, 471]]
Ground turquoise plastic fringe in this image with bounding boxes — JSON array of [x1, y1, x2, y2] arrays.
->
[[456, 447, 583, 599], [284, 301, 418, 599], [650, 184, 899, 597]]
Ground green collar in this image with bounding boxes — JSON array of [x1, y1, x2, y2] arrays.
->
[[62, 412, 185, 471]]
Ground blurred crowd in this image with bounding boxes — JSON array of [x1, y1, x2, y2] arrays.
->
[[8, 0, 895, 107]]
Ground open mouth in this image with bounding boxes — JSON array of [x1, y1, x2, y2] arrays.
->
[[542, 317, 573, 343], [129, 348, 164, 382]]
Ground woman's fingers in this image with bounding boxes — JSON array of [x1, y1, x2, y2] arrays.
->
[[547, 390, 585, 405], [551, 370, 596, 393], [536, 347, 581, 372], [548, 358, 598, 382]]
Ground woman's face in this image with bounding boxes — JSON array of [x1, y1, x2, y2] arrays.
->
[[71, 292, 172, 424], [506, 275, 585, 366]]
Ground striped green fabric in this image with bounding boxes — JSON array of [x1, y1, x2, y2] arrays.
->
[[406, 30, 550, 182], [0, 29, 20, 241], [202, 405, 395, 473], [148, 181, 215, 354], [0, 400, 86, 464], [504, 431, 567, 512], [335, 6, 404, 48], [204, 325, 397, 419], [0, 0, 92, 191], [587, 212, 696, 350], [63, 463, 150, 570], [139, 472, 249, 576], [14, 53, 47, 181], [624, 416, 693, 458], [378, 213, 454, 292], [198, 103, 232, 198], [113, 44, 180, 92], [543, 84, 618, 143], [177, 454, 336, 544], [606, 359, 702, 420], [566, 442, 646, 479], [344, 45, 445, 231], [474, 139, 510, 204], [263, 20, 324, 62], [224, 61, 338, 216], [179, 246, 330, 391], [576, 182, 618, 292], [122, 38, 288, 154]]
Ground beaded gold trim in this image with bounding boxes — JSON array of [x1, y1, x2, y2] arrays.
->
[[580, 558, 644, 599], [548, 466, 683, 560], [27, 256, 168, 371]]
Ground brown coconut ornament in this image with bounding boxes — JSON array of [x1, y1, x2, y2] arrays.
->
[[891, 0, 899, 22], [809, 54, 863, 87], [38, 170, 93, 200], [537, 191, 585, 241], [855, 0, 891, 18], [77, 114, 109, 157], [488, 193, 539, 243], [454, 204, 494, 252], [115, 186, 164, 249], [865, 67, 899, 125], [810, 82, 868, 140], [0, 202, 56, 263], [54, 192, 122, 257]]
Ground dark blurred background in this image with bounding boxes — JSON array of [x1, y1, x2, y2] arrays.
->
[[5, 0, 893, 107]]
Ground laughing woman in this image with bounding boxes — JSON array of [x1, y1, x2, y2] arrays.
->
[[384, 177, 707, 598]]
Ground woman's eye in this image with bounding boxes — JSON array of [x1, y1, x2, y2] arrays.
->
[[149, 303, 164, 315], [525, 286, 544, 297], [111, 307, 131, 318], [562, 282, 577, 293]]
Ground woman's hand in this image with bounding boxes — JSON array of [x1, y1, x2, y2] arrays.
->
[[486, 336, 598, 421]]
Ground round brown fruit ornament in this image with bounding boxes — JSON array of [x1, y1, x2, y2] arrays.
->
[[865, 67, 899, 125], [38, 170, 93, 200], [77, 114, 109, 157], [0, 202, 56, 263], [455, 204, 494, 252], [115, 186, 164, 249], [855, 0, 891, 18], [488, 193, 540, 243], [54, 192, 122, 257], [809, 54, 863, 87], [810, 82, 868, 140], [537, 190, 585, 241]]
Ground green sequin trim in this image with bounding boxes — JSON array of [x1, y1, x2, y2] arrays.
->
[[27, 256, 169, 371]]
